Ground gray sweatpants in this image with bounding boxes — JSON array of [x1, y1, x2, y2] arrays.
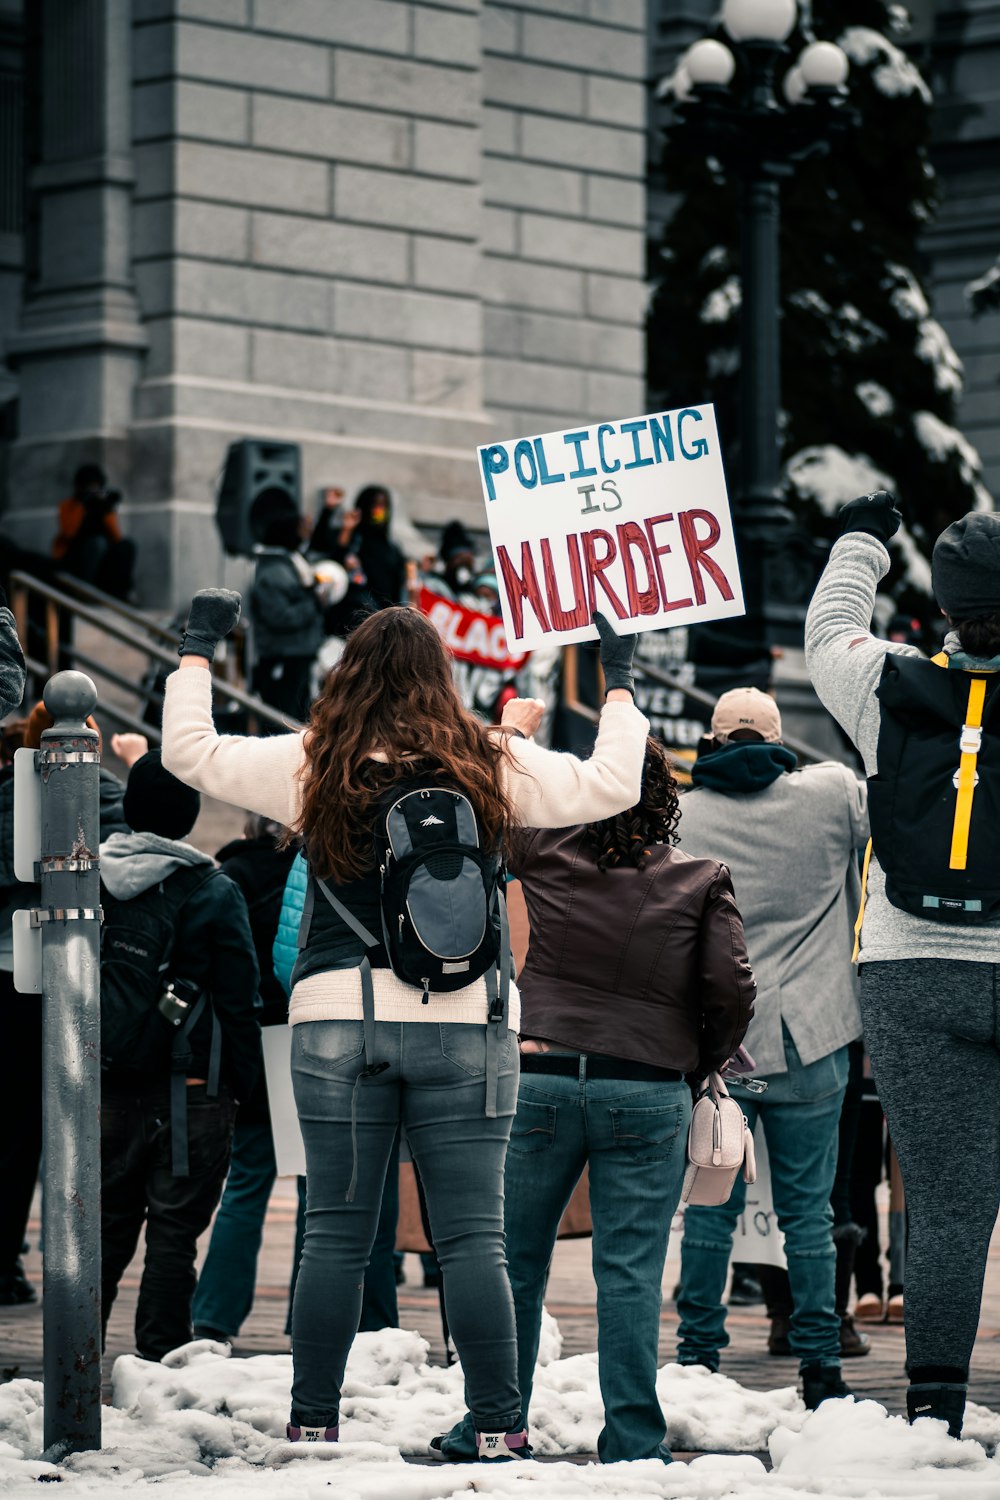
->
[[860, 959, 1000, 1377]]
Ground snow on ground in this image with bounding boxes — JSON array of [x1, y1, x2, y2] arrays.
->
[[2, 1324, 1000, 1498]]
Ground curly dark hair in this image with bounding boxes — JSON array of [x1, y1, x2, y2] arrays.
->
[[584, 737, 681, 872], [956, 612, 1000, 659]]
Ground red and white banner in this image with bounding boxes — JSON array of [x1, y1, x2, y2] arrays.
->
[[419, 587, 530, 672]]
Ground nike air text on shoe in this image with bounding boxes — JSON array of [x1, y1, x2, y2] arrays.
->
[[476, 1428, 531, 1461], [286, 1422, 339, 1443]]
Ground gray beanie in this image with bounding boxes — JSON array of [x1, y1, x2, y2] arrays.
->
[[931, 513, 1000, 618]]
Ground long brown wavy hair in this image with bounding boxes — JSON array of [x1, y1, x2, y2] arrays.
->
[[585, 736, 680, 872], [292, 607, 514, 882]]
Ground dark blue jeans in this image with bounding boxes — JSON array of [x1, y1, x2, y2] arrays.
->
[[507, 1068, 691, 1462], [192, 1119, 279, 1338], [289, 1018, 520, 1432], [677, 1039, 848, 1372], [101, 1082, 236, 1361]]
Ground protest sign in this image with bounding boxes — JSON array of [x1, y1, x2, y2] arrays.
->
[[419, 585, 529, 721], [418, 587, 529, 672], [477, 404, 744, 653]]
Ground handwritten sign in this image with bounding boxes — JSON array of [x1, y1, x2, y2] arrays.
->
[[477, 404, 745, 653]]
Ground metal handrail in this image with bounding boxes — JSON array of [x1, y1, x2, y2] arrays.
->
[[20, 651, 163, 742], [10, 570, 298, 734], [52, 572, 184, 648]]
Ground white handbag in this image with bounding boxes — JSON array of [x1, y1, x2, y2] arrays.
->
[[681, 1071, 757, 1207]]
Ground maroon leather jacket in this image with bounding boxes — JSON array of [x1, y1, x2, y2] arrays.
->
[[510, 826, 755, 1076]]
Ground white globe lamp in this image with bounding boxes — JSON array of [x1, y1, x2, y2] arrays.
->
[[684, 38, 737, 88], [798, 40, 849, 89], [722, 0, 798, 43]]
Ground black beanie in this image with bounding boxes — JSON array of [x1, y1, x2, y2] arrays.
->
[[932, 513, 1000, 618], [123, 750, 200, 840], [439, 519, 474, 561]]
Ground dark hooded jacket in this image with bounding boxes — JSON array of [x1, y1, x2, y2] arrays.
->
[[312, 488, 406, 612], [100, 831, 262, 1101]]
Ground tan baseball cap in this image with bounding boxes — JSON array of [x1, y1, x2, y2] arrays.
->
[[711, 687, 782, 744]]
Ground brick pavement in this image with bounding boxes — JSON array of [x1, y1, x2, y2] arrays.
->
[[5, 1177, 1000, 1447]]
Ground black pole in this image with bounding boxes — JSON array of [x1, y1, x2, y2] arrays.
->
[[739, 172, 782, 511]]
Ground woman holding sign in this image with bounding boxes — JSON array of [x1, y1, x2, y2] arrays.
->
[[160, 593, 647, 1462]]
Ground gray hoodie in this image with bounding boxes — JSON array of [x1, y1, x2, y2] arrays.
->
[[100, 830, 214, 899]]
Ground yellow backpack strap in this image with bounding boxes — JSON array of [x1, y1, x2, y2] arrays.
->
[[931, 651, 948, 666], [950, 675, 987, 871], [852, 838, 873, 965]]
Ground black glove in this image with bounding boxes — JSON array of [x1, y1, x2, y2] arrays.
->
[[178, 589, 242, 661], [838, 491, 902, 543], [593, 611, 636, 697]]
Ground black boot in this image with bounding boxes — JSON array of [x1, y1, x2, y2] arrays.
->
[[834, 1232, 871, 1358], [907, 1383, 967, 1439], [759, 1265, 794, 1356], [801, 1362, 853, 1410]]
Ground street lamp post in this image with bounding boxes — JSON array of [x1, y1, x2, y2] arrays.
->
[[667, 0, 854, 641]]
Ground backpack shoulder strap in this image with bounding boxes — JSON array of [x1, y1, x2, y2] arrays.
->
[[951, 673, 988, 873], [314, 874, 380, 949], [160, 862, 222, 982]]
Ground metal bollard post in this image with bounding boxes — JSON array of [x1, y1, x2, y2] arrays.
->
[[37, 671, 103, 1455]]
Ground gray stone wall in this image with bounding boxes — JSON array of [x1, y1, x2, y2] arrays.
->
[[128, 0, 496, 596], [0, 0, 650, 605]]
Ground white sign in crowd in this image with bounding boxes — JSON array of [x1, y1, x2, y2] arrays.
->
[[477, 403, 745, 654]]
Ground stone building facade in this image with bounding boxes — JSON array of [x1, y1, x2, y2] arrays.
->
[[0, 0, 647, 603]]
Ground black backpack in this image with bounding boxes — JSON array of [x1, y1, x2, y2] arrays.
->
[[100, 863, 218, 1077], [869, 653, 1000, 923], [313, 783, 505, 1000]]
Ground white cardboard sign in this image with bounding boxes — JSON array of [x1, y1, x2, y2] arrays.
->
[[477, 404, 745, 653], [262, 1026, 305, 1178]]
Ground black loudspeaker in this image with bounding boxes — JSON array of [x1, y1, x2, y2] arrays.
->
[[215, 439, 302, 557]]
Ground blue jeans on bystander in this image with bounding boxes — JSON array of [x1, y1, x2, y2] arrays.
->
[[676, 1034, 848, 1373]]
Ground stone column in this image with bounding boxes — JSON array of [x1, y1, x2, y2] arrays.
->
[[6, 0, 145, 512]]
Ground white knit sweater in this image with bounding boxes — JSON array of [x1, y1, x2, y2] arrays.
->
[[162, 666, 649, 1027]]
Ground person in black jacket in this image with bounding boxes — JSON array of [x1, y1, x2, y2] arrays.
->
[[310, 484, 406, 611], [99, 751, 261, 1361], [249, 510, 325, 722], [192, 815, 297, 1343]]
